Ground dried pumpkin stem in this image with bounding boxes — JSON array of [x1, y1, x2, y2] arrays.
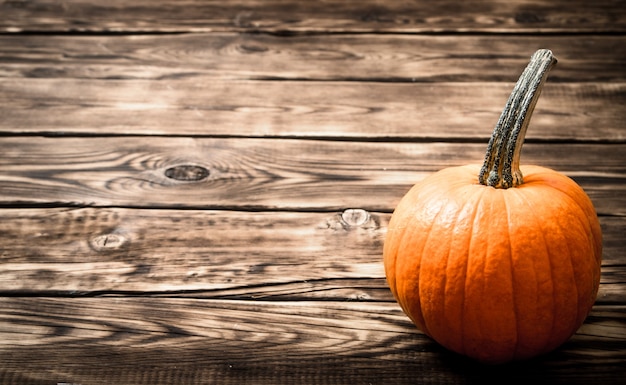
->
[[479, 49, 557, 189]]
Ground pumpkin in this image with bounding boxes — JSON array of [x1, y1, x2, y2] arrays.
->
[[383, 50, 602, 364]]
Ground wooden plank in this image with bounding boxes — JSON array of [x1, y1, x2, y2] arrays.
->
[[0, 297, 623, 385], [0, 208, 623, 302], [0, 208, 387, 293], [0, 79, 624, 141], [1, 0, 624, 33], [1, 34, 624, 82], [0, 137, 624, 214]]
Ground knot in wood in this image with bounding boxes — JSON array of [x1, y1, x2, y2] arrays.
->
[[164, 165, 210, 182], [90, 233, 128, 251], [340, 209, 370, 227]]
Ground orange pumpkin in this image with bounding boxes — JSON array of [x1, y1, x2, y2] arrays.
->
[[383, 50, 602, 364]]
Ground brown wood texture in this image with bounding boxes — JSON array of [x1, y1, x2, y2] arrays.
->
[[0, 208, 623, 302], [1, 34, 623, 141], [0, 298, 624, 385], [0, 1, 625, 384], [1, 34, 624, 82], [1, 0, 624, 33], [0, 137, 624, 214], [1, 80, 624, 141]]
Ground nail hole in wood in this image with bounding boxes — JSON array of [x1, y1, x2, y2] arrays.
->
[[164, 165, 210, 182]]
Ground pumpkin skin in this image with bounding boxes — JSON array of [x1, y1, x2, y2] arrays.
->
[[383, 50, 603, 363], [384, 164, 602, 364]]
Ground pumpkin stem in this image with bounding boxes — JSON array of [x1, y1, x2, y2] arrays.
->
[[479, 49, 557, 189]]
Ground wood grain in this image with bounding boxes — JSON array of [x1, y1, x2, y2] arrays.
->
[[0, 297, 623, 385], [1, 0, 624, 382], [0, 208, 622, 301], [0, 79, 624, 141], [0, 137, 624, 214], [1, 0, 624, 33], [1, 34, 624, 82], [0, 208, 386, 293]]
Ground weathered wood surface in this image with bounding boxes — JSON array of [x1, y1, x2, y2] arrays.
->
[[0, 137, 624, 214], [1, 33, 623, 141], [0, 0, 625, 384], [0, 209, 624, 302], [1, 0, 624, 33], [1, 80, 624, 141], [0, 298, 624, 385], [1, 34, 624, 82]]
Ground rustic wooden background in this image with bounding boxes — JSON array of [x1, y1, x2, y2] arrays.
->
[[0, 1, 625, 384]]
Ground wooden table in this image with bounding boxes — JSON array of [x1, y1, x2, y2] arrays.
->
[[1, 1, 624, 384]]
